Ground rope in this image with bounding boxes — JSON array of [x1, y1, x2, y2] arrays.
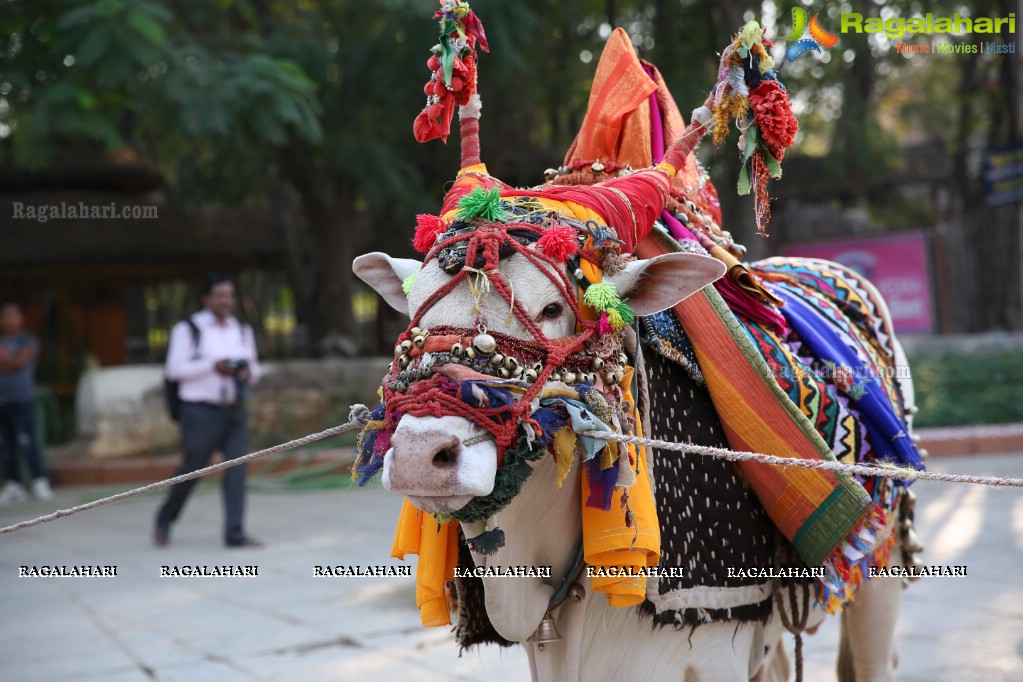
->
[[578, 430, 1023, 488], [773, 579, 811, 682], [3, 400, 1022, 539], [0, 405, 372, 538]]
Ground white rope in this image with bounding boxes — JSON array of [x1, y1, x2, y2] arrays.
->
[[2, 402, 1021, 539], [580, 430, 1023, 488], [0, 405, 372, 537]]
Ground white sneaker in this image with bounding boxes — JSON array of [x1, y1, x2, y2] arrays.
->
[[32, 477, 54, 501], [0, 481, 29, 505]]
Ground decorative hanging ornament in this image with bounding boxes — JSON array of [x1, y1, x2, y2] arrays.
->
[[413, 0, 489, 144], [708, 21, 799, 236]]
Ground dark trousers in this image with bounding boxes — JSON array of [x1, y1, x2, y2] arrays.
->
[[0, 399, 45, 483], [155, 402, 250, 544]]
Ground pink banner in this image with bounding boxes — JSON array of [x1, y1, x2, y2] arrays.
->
[[783, 231, 933, 334]]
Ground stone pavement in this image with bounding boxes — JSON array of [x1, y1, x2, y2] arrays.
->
[[1, 453, 1021, 681]]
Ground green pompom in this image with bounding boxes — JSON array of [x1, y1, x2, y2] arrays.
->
[[612, 300, 635, 325], [402, 270, 419, 296], [456, 187, 507, 222], [583, 281, 621, 310]]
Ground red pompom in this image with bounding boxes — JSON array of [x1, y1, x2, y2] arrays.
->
[[413, 214, 448, 253], [750, 80, 798, 161], [427, 55, 440, 71], [536, 225, 579, 261]]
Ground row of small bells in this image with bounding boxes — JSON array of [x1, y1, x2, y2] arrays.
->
[[389, 327, 627, 393]]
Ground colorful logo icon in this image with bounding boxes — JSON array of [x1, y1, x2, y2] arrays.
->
[[784, 7, 839, 61]]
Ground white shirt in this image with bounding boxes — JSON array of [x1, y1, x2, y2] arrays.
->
[[165, 309, 261, 404]]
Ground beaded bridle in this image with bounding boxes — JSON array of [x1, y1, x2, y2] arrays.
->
[[354, 198, 639, 552]]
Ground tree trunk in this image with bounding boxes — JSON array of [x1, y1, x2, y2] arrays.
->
[[281, 144, 355, 354]]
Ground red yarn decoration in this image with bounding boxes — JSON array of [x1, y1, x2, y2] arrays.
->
[[413, 214, 448, 253], [536, 225, 579, 261]]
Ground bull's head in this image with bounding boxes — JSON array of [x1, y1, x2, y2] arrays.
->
[[353, 196, 724, 549]]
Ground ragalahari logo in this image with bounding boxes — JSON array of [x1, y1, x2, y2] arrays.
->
[[785, 6, 839, 61]]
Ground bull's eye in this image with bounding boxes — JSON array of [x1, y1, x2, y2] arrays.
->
[[541, 303, 563, 319]]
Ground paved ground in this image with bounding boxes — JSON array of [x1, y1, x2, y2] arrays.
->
[[1, 453, 1021, 681]]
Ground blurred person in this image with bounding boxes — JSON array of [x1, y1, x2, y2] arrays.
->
[[154, 274, 263, 548], [0, 301, 51, 504]]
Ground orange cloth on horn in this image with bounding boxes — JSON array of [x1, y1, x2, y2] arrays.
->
[[563, 27, 657, 170], [561, 27, 723, 228]]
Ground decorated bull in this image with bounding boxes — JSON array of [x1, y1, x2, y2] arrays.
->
[[353, 4, 925, 680]]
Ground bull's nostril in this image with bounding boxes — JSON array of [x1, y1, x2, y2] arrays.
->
[[432, 447, 459, 467]]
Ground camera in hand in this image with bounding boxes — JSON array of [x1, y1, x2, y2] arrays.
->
[[224, 358, 249, 374], [225, 358, 251, 407]]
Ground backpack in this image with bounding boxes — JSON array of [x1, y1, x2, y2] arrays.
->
[[163, 317, 201, 422]]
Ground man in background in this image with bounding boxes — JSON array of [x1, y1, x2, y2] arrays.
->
[[0, 301, 52, 504], [154, 274, 263, 548]]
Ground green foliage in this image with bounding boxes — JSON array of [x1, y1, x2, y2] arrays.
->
[[1, 0, 323, 170], [909, 352, 1023, 427]]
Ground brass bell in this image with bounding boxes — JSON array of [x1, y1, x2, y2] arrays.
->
[[451, 343, 464, 357], [473, 333, 497, 355], [413, 335, 427, 348], [528, 611, 562, 651], [465, 347, 477, 360], [904, 528, 924, 555], [544, 168, 559, 182], [591, 357, 605, 371], [524, 369, 538, 383], [489, 353, 505, 367], [393, 345, 404, 358], [590, 160, 605, 174], [399, 340, 413, 354], [397, 355, 411, 370], [497, 368, 511, 379], [904, 555, 925, 582], [410, 327, 423, 338], [901, 488, 917, 511], [562, 371, 577, 384]]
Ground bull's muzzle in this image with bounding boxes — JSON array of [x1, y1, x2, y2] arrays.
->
[[382, 415, 497, 514]]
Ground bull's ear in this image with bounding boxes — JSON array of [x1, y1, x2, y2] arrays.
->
[[603, 252, 725, 316], [353, 252, 422, 315]]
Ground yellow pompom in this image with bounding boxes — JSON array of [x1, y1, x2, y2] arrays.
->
[[607, 308, 625, 331]]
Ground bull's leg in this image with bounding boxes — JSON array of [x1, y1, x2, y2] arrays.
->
[[752, 638, 790, 682], [838, 543, 904, 682]]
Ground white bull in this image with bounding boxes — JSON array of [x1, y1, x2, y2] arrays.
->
[[354, 248, 910, 682]]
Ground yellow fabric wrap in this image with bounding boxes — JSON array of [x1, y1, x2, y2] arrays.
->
[[581, 366, 660, 607], [391, 502, 459, 627], [551, 426, 578, 489]]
